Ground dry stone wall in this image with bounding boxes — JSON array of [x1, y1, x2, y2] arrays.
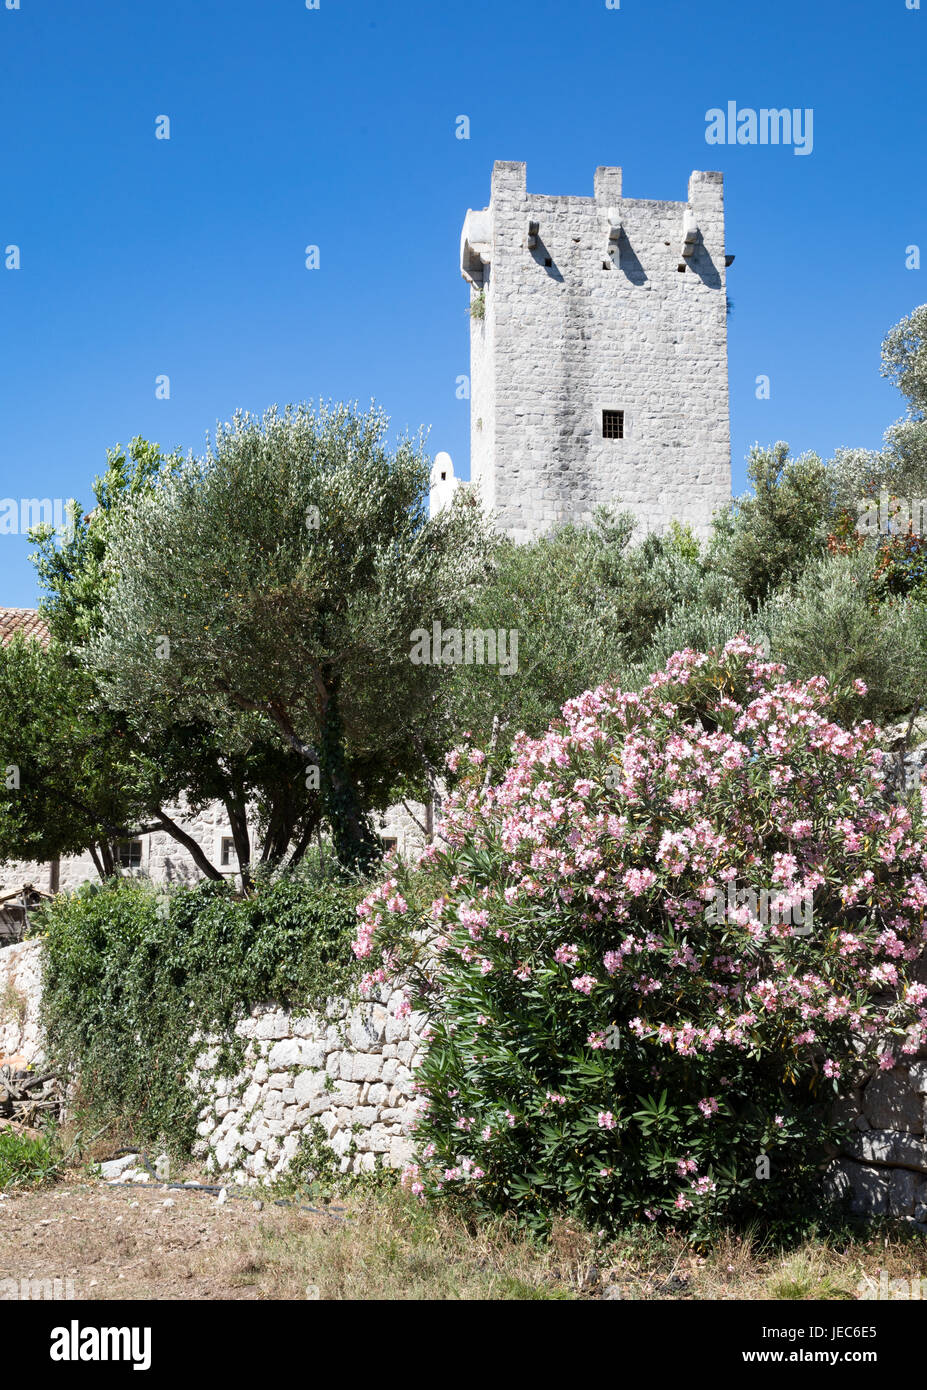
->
[[4, 933, 927, 1216], [828, 1061, 927, 1224], [0, 938, 43, 1065], [190, 987, 425, 1182], [0, 937, 424, 1180]]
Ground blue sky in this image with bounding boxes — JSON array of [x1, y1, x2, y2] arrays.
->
[[0, 0, 924, 605]]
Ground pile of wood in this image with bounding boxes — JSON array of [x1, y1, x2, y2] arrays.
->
[[0, 882, 53, 945], [0, 1064, 64, 1137]]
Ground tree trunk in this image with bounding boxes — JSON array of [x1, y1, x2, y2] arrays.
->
[[153, 810, 224, 881], [224, 796, 253, 892], [284, 808, 322, 870], [318, 682, 381, 875]]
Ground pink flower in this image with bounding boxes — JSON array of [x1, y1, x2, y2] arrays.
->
[[624, 867, 657, 896], [598, 1111, 617, 1129], [571, 974, 598, 995]]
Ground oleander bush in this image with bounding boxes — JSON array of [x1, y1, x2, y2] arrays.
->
[[353, 640, 927, 1237]]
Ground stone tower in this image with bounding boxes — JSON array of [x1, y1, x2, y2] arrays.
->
[[459, 161, 732, 540]]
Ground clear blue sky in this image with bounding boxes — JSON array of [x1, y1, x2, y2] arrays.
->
[[1, 0, 924, 605]]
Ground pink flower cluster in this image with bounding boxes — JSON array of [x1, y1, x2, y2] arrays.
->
[[351, 640, 927, 1208]]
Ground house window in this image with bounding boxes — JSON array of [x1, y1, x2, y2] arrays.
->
[[116, 838, 143, 869], [381, 836, 398, 855], [602, 410, 625, 440], [220, 836, 237, 867]]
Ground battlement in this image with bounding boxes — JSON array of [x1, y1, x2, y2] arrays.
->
[[462, 161, 732, 540]]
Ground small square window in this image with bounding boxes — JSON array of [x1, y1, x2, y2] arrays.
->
[[381, 836, 398, 855], [115, 838, 142, 869], [544, 257, 552, 267], [602, 410, 624, 440], [220, 836, 237, 867]]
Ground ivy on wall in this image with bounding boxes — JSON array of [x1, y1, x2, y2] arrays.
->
[[37, 869, 364, 1156]]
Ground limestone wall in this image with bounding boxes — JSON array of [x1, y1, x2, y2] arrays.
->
[[0, 937, 43, 1065], [191, 987, 425, 1182], [829, 1063, 927, 1224], [0, 936, 424, 1181]]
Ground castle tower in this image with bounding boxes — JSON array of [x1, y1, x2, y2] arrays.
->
[[460, 161, 732, 540]]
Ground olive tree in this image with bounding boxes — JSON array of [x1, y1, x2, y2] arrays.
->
[[91, 403, 486, 872]]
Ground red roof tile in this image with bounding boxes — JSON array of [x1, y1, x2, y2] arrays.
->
[[0, 608, 51, 648]]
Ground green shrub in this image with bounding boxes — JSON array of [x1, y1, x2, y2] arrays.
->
[[355, 641, 927, 1238], [709, 443, 832, 609], [39, 867, 365, 1157], [758, 548, 927, 725], [0, 1129, 59, 1188]]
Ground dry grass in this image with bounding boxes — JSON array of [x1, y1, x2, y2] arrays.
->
[[216, 1186, 927, 1301], [593, 1221, 927, 1300], [215, 1189, 580, 1300], [4, 1162, 927, 1300]]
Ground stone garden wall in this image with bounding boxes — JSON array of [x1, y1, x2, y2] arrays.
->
[[4, 932, 927, 1215], [0, 938, 43, 1066], [190, 989, 425, 1182], [0, 937, 425, 1181], [828, 1063, 927, 1224]]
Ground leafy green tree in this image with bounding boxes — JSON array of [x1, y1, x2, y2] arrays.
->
[[0, 636, 149, 878], [449, 511, 747, 764], [758, 548, 927, 725], [708, 443, 831, 609], [881, 303, 927, 420], [90, 403, 486, 873], [30, 439, 323, 886]]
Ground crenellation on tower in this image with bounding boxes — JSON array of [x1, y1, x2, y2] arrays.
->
[[458, 160, 732, 541]]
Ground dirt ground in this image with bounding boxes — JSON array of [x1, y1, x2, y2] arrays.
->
[[0, 1177, 333, 1300], [5, 1171, 925, 1301]]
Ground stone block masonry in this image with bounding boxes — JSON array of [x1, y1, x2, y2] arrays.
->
[[0, 938, 43, 1065], [190, 989, 426, 1181], [461, 161, 732, 541]]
